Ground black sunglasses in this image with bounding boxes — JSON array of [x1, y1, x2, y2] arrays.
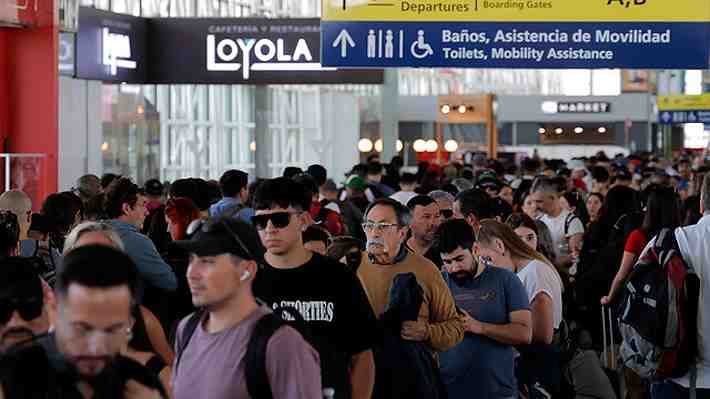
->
[[187, 219, 255, 261], [251, 212, 296, 231], [0, 297, 43, 325], [441, 209, 454, 219]]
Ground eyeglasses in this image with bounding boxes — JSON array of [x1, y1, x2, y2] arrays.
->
[[187, 219, 255, 261], [251, 212, 299, 231], [0, 297, 43, 324], [441, 209, 454, 219], [361, 222, 399, 232]]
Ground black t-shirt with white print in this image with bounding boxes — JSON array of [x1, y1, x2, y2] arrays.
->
[[253, 252, 377, 399]]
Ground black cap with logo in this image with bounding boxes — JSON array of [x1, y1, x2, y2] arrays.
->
[[173, 218, 265, 264]]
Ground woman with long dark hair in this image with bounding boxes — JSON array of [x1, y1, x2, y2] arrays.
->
[[505, 212, 557, 266], [601, 186, 681, 305]]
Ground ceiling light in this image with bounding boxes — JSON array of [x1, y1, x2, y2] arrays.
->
[[413, 139, 427, 153], [249, 141, 256, 152], [396, 140, 404, 152], [374, 139, 383, 153], [358, 138, 373, 152], [444, 140, 459, 152], [555, 128, 563, 135], [598, 127, 607, 133], [574, 127, 584, 134], [457, 105, 467, 114], [426, 139, 438, 152], [538, 128, 546, 134], [440, 105, 451, 114]]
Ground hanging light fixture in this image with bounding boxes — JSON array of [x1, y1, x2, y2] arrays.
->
[[358, 138, 374, 152]]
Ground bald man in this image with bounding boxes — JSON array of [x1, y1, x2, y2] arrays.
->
[[0, 190, 32, 241]]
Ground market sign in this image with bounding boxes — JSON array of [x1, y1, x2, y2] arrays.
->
[[321, 0, 710, 69], [541, 101, 611, 114]]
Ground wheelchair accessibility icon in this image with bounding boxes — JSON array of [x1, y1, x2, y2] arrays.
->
[[411, 30, 434, 59]]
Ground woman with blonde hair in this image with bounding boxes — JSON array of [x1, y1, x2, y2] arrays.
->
[[475, 219, 564, 396]]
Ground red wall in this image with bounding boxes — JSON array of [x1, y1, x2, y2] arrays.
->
[[0, 0, 58, 210]]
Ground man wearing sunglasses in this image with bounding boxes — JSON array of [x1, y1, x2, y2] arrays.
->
[[252, 178, 377, 399], [0, 257, 51, 351], [0, 245, 167, 399]]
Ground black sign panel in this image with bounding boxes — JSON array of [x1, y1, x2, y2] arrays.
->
[[147, 18, 383, 84], [76, 7, 148, 83]]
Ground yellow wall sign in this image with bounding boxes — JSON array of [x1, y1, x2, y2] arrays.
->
[[323, 0, 710, 22], [657, 95, 710, 111]]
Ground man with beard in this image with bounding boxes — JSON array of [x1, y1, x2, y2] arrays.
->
[[0, 245, 167, 399], [405, 195, 443, 268], [438, 219, 532, 399], [0, 258, 51, 351]]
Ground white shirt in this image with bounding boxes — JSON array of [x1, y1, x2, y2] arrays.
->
[[539, 210, 584, 257], [390, 191, 418, 206], [641, 216, 710, 388], [517, 259, 564, 329]]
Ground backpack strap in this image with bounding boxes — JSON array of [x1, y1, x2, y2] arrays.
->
[[245, 306, 311, 399], [564, 212, 580, 237], [174, 309, 204, 375]]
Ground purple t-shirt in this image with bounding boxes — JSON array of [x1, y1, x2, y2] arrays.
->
[[172, 305, 322, 399]]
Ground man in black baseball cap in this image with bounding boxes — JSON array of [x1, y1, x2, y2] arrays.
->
[[0, 257, 51, 351], [171, 218, 322, 399]]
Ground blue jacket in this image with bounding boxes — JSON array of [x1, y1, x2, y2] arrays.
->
[[108, 220, 177, 291], [209, 197, 242, 218]]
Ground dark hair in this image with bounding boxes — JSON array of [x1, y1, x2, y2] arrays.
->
[[438, 219, 475, 254], [400, 172, 418, 185], [406, 195, 437, 211], [207, 180, 222, 205], [591, 166, 610, 183], [100, 173, 120, 189], [306, 165, 328, 187], [254, 177, 311, 212], [0, 211, 20, 258], [41, 192, 84, 250], [367, 162, 384, 176], [282, 167, 303, 179], [103, 177, 141, 219], [83, 194, 107, 221], [293, 173, 319, 199], [170, 178, 211, 211], [302, 225, 330, 245], [57, 245, 141, 302], [562, 191, 590, 226], [490, 197, 513, 221], [596, 186, 641, 234], [522, 158, 540, 173], [351, 164, 368, 178], [455, 188, 494, 220], [506, 212, 539, 235], [219, 169, 249, 198], [365, 198, 412, 227], [0, 257, 43, 300], [642, 186, 681, 239]]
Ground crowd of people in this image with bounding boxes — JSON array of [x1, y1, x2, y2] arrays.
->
[[0, 149, 709, 399]]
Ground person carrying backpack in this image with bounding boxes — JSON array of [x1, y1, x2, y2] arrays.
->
[[171, 217, 322, 399], [618, 177, 710, 399]]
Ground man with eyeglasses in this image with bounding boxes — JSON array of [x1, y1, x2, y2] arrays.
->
[[405, 195, 444, 268], [437, 219, 531, 399], [0, 257, 51, 351], [171, 217, 322, 399], [0, 245, 167, 399], [251, 178, 377, 399], [356, 198, 463, 397]]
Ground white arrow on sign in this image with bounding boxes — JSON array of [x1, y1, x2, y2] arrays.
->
[[332, 29, 355, 58]]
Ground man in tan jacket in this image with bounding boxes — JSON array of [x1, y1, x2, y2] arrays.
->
[[357, 198, 463, 353]]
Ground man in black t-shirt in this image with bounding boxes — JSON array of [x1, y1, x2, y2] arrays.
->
[[252, 178, 377, 399], [0, 245, 166, 399]]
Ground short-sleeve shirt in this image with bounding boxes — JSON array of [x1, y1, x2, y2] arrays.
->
[[517, 259, 564, 329], [253, 253, 377, 399], [440, 266, 530, 399], [624, 228, 648, 258], [172, 305, 322, 399], [539, 210, 584, 257]]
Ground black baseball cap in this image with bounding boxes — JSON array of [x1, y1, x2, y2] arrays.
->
[[144, 179, 164, 197], [173, 218, 265, 263]]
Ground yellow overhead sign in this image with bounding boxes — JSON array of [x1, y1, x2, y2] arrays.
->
[[658, 94, 710, 111], [323, 0, 710, 22]]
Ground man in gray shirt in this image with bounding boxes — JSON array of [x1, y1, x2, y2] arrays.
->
[[172, 218, 322, 399]]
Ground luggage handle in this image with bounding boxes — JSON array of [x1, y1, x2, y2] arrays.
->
[[601, 305, 616, 369]]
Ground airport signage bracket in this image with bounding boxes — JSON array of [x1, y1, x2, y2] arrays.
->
[[321, 0, 710, 69]]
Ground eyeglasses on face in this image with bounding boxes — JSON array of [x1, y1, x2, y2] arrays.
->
[[0, 297, 43, 324], [361, 222, 399, 232]]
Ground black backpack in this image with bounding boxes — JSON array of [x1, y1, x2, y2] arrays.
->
[[175, 305, 311, 399]]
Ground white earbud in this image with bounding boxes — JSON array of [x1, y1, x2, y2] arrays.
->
[[240, 270, 251, 282]]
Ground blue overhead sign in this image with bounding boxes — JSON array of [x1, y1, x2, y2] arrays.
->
[[659, 111, 710, 125], [321, 22, 710, 69], [320, 0, 710, 69]]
